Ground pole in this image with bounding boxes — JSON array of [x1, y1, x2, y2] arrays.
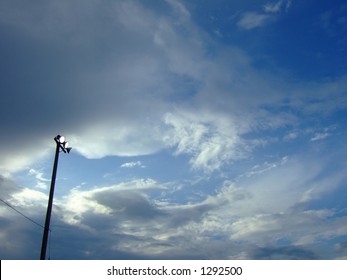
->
[[40, 142, 60, 260]]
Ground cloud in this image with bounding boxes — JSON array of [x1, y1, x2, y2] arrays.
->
[[310, 133, 330, 142], [264, 1, 284, 13], [0, 1, 164, 170], [0, 0, 207, 172], [289, 76, 347, 115], [264, 0, 293, 14], [250, 245, 318, 260], [0, 0, 345, 177], [0, 176, 47, 259], [163, 109, 249, 172], [69, 120, 167, 159], [51, 150, 347, 258], [28, 169, 50, 190], [50, 178, 219, 258], [60, 179, 161, 224], [238, 156, 289, 179], [53, 154, 347, 259], [317, 4, 347, 39], [237, 12, 271, 30], [1, 0, 347, 260], [0, 176, 22, 200], [10, 188, 47, 207], [165, 0, 191, 23], [2, 147, 347, 259], [120, 161, 145, 168], [238, 0, 293, 30], [0, 144, 51, 177]]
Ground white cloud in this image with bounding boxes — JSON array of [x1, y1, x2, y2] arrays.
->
[[310, 132, 330, 142], [168, 158, 347, 253], [70, 120, 166, 159], [10, 188, 47, 207], [165, 0, 191, 23], [264, 0, 284, 13], [229, 209, 347, 245], [121, 161, 145, 168], [0, 144, 51, 177], [284, 130, 299, 141], [54, 151, 347, 256], [290, 76, 347, 115], [264, 0, 292, 14], [238, 0, 293, 30], [60, 178, 161, 225], [237, 12, 271, 30], [163, 109, 248, 172], [238, 156, 289, 179], [28, 169, 50, 190]]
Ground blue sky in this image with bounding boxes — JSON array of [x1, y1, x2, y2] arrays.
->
[[1, 0, 347, 260]]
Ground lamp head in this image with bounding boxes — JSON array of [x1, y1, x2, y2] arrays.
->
[[55, 135, 65, 143], [55, 135, 72, 154]]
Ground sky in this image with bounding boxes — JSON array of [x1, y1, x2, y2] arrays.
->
[[1, 0, 347, 260]]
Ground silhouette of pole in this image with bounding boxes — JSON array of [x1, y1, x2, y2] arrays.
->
[[40, 142, 59, 260], [40, 135, 71, 260]]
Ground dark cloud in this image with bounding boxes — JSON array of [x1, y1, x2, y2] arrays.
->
[[0, 209, 43, 260], [0, 176, 22, 199], [335, 241, 347, 253], [0, 176, 48, 259], [250, 245, 319, 260], [94, 190, 164, 221], [90, 186, 217, 227], [0, 0, 175, 169]]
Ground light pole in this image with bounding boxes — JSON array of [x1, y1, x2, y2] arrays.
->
[[40, 135, 71, 260]]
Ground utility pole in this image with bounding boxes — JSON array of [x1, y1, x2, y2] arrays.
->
[[40, 135, 71, 260]]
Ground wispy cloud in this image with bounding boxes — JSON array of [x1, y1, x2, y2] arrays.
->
[[28, 169, 49, 189], [264, 1, 284, 13], [264, 0, 293, 14], [238, 0, 293, 30], [237, 12, 271, 30], [120, 161, 145, 168], [310, 132, 331, 142], [163, 109, 248, 172], [316, 4, 347, 38]]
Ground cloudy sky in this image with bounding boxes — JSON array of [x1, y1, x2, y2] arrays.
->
[[1, 0, 347, 260]]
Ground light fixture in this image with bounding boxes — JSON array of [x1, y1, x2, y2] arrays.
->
[[57, 135, 65, 144], [54, 135, 72, 153]]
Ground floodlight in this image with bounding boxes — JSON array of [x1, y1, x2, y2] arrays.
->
[[59, 136, 65, 143]]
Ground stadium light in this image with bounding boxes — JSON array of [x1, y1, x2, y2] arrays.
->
[[40, 135, 72, 260]]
